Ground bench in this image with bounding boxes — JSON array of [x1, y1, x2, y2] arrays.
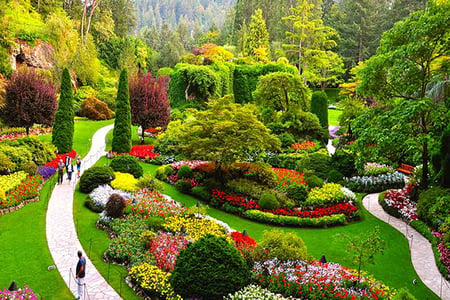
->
[[396, 163, 415, 175]]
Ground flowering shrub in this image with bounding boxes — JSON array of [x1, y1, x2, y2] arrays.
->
[[37, 165, 56, 180], [0, 286, 38, 299], [290, 141, 316, 151], [0, 127, 52, 142], [128, 145, 160, 159], [363, 162, 395, 176], [129, 263, 181, 300], [1, 175, 43, 208], [383, 184, 418, 220], [226, 284, 292, 300], [163, 215, 228, 241], [126, 190, 186, 219], [437, 243, 450, 274], [272, 168, 307, 191], [44, 150, 77, 169], [149, 232, 188, 271], [344, 172, 405, 193], [110, 172, 138, 191], [306, 183, 345, 206], [170, 160, 208, 171], [89, 185, 131, 209], [0, 171, 28, 192], [254, 258, 392, 299]]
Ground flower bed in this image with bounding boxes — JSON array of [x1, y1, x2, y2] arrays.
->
[[44, 150, 77, 169], [344, 172, 405, 193], [363, 162, 395, 176], [128, 145, 159, 159], [1, 175, 43, 209], [150, 232, 188, 272], [110, 172, 138, 191], [226, 284, 292, 300], [163, 215, 229, 241], [0, 127, 52, 142], [0, 285, 38, 299], [305, 183, 345, 206], [382, 184, 418, 220], [170, 160, 208, 170], [290, 141, 316, 151], [253, 258, 392, 299], [37, 166, 56, 180], [0, 171, 28, 192], [272, 168, 307, 191], [126, 190, 186, 219], [89, 185, 131, 209]]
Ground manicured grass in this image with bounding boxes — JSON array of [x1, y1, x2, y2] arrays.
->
[[0, 176, 72, 299], [39, 119, 114, 158], [140, 163, 438, 299], [73, 186, 141, 300], [328, 109, 342, 127]]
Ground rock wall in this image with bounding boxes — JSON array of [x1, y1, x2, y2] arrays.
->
[[10, 39, 55, 71]]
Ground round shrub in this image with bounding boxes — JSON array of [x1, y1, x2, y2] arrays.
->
[[170, 234, 250, 298], [307, 175, 324, 189], [286, 183, 308, 204], [328, 169, 344, 183], [105, 193, 126, 218], [259, 229, 309, 261], [258, 192, 279, 210], [331, 149, 356, 177], [177, 165, 192, 179], [278, 132, 296, 148], [80, 97, 113, 120], [110, 154, 143, 178], [296, 152, 330, 179], [23, 162, 38, 175], [137, 173, 164, 191], [79, 166, 115, 193], [246, 162, 277, 188], [175, 179, 192, 193]]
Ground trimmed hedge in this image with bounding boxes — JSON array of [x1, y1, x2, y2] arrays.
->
[[110, 154, 143, 178], [243, 210, 347, 227], [79, 166, 115, 193]]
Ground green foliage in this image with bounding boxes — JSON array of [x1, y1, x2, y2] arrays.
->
[[278, 132, 296, 148], [258, 192, 279, 210], [227, 178, 267, 200], [191, 186, 211, 202], [244, 9, 270, 57], [306, 175, 324, 189], [0, 152, 15, 174], [296, 151, 331, 179], [331, 149, 356, 178], [175, 179, 192, 193], [440, 124, 450, 188], [9, 135, 56, 165], [417, 187, 450, 225], [72, 36, 100, 86], [112, 69, 132, 153], [105, 193, 126, 218], [52, 68, 74, 153], [311, 91, 329, 129], [253, 72, 311, 112], [274, 107, 325, 141], [177, 165, 192, 179], [259, 229, 308, 261], [137, 173, 164, 192], [233, 62, 297, 103], [79, 166, 115, 193], [286, 183, 308, 204], [328, 169, 344, 183], [392, 288, 417, 300], [338, 97, 366, 128], [173, 97, 280, 164], [110, 155, 143, 178], [245, 162, 277, 188], [170, 235, 250, 298], [339, 227, 385, 280]]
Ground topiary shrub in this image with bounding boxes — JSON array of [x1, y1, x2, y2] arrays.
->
[[110, 154, 143, 178], [79, 166, 115, 193], [331, 149, 356, 177], [177, 165, 192, 179], [258, 229, 309, 261], [80, 97, 114, 120], [307, 175, 324, 189], [286, 183, 308, 204], [258, 192, 279, 210], [175, 179, 192, 193], [311, 91, 329, 129], [328, 169, 344, 183], [170, 234, 250, 298], [112, 69, 132, 153], [417, 187, 450, 225], [105, 193, 126, 218]]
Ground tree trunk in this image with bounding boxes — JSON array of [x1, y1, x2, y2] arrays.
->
[[85, 0, 98, 39], [141, 125, 146, 144], [26, 127, 29, 136], [81, 0, 87, 41], [185, 81, 191, 101]]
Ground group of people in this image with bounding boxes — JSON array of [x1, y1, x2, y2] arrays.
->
[[57, 155, 82, 185]]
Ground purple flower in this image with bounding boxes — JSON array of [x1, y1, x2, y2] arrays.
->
[[329, 126, 341, 139], [37, 165, 56, 180]]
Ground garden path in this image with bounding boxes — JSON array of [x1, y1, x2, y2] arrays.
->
[[363, 193, 450, 299], [46, 124, 121, 300]]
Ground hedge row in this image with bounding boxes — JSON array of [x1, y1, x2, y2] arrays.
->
[[243, 210, 347, 227]]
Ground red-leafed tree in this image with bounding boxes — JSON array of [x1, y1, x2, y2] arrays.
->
[[3, 68, 57, 135], [129, 72, 171, 142]]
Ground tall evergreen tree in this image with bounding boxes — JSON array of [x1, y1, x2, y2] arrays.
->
[[112, 69, 132, 153], [52, 68, 74, 153], [311, 91, 328, 129], [244, 9, 270, 56]]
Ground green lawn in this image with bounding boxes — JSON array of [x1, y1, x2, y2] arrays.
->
[[328, 109, 342, 127], [0, 120, 115, 299], [75, 156, 437, 299]]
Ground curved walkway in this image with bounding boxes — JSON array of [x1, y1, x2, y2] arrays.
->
[[363, 193, 450, 299], [46, 124, 121, 300]]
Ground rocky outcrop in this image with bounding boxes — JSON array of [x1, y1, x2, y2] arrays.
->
[[10, 39, 54, 71]]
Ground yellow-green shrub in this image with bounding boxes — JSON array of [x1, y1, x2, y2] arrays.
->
[[110, 172, 138, 191], [305, 183, 345, 206], [163, 215, 228, 242]]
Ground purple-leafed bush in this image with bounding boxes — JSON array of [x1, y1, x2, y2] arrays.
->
[[38, 165, 56, 180]]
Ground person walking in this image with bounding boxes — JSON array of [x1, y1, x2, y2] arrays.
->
[[57, 159, 65, 185], [75, 250, 86, 300], [66, 162, 74, 184], [65, 154, 71, 168], [76, 156, 81, 178]]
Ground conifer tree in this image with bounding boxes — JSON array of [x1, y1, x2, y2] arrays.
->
[[52, 68, 74, 153], [244, 9, 270, 57], [311, 91, 329, 129], [441, 125, 450, 188], [112, 69, 132, 153]]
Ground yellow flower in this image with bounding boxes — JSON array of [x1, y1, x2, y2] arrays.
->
[[163, 215, 228, 242], [110, 172, 138, 191], [0, 171, 28, 192]]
